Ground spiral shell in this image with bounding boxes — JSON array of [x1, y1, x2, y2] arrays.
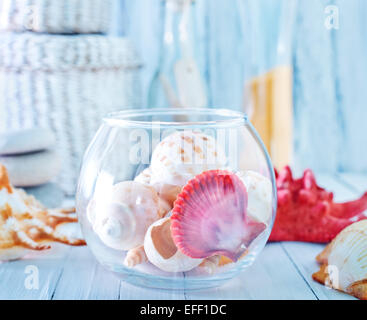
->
[[94, 181, 162, 251]]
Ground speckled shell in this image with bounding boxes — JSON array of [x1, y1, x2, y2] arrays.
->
[[150, 131, 227, 187], [134, 168, 152, 185]]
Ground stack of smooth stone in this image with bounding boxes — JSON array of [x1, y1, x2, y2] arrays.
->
[[0, 128, 60, 187], [0, 0, 141, 195]]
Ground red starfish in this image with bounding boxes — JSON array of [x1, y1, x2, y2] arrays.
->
[[269, 166, 367, 243]]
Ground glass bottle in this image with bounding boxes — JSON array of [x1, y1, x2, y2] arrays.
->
[[148, 0, 207, 109]]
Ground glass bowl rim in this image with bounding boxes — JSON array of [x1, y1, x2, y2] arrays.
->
[[103, 108, 248, 129]]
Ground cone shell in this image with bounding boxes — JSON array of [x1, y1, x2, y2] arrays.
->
[[94, 181, 162, 250], [171, 170, 267, 261], [144, 217, 203, 272], [236, 170, 273, 224], [150, 131, 227, 187], [313, 220, 367, 299]]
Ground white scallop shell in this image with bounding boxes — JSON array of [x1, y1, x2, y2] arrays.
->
[[94, 181, 161, 250], [237, 170, 273, 224], [150, 131, 227, 187], [326, 220, 367, 291], [144, 217, 203, 272]]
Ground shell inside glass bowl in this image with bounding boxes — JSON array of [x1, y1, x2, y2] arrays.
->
[[76, 108, 277, 290]]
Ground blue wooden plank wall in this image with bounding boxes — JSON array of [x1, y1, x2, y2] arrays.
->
[[111, 0, 367, 173]]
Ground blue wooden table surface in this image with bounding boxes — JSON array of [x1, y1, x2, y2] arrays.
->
[[0, 173, 366, 300]]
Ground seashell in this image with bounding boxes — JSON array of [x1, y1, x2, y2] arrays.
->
[[158, 197, 172, 218], [150, 130, 227, 187], [218, 251, 249, 267], [153, 183, 182, 207], [134, 168, 152, 185], [199, 256, 221, 274], [313, 220, 367, 300], [88, 187, 170, 228], [134, 168, 178, 211], [94, 181, 162, 251], [124, 245, 148, 268], [171, 170, 267, 261], [0, 164, 85, 261], [0, 204, 50, 261], [316, 221, 367, 265], [144, 217, 203, 272], [236, 170, 273, 224]]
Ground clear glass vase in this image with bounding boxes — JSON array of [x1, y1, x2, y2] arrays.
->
[[76, 108, 276, 290]]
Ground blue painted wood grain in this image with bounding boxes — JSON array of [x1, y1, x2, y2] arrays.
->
[[112, 0, 367, 173]]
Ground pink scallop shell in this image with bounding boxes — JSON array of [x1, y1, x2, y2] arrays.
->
[[171, 170, 266, 261]]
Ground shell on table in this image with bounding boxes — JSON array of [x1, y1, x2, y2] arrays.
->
[[150, 130, 227, 187], [144, 217, 203, 272], [0, 164, 85, 261], [313, 220, 367, 300]]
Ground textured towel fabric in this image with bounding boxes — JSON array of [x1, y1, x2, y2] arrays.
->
[[0, 0, 112, 34], [0, 33, 142, 195]]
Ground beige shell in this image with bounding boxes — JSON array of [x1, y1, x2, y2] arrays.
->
[[150, 131, 227, 187], [144, 217, 203, 272], [94, 181, 163, 251], [153, 183, 182, 208], [0, 165, 84, 261], [134, 167, 182, 208], [237, 170, 273, 224], [124, 245, 148, 268], [313, 220, 367, 300], [199, 256, 221, 274]]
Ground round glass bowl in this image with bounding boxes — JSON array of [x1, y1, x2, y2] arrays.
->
[[76, 108, 277, 290]]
